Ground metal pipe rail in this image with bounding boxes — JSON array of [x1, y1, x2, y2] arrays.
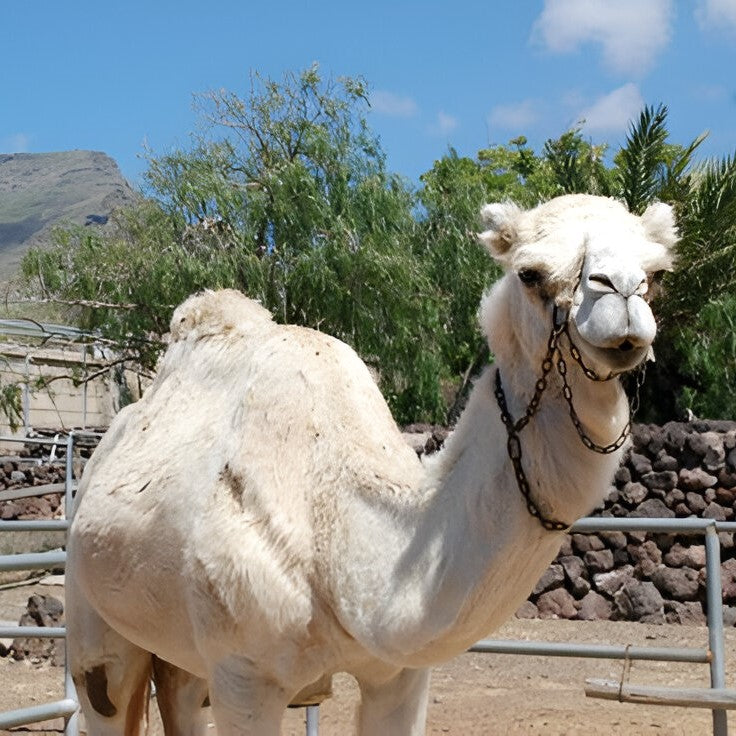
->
[[0, 699, 79, 730], [475, 517, 732, 736], [0, 433, 80, 736], [470, 639, 711, 663]]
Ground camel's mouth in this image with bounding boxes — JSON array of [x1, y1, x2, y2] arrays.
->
[[577, 339, 650, 375]]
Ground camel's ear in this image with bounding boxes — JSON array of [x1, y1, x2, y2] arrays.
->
[[478, 202, 521, 263], [641, 202, 678, 252]]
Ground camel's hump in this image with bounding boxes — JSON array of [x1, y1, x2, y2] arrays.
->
[[169, 289, 273, 343]]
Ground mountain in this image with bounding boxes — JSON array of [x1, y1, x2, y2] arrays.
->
[[0, 150, 138, 280]]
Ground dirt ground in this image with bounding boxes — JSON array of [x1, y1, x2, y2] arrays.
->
[[1, 580, 733, 736]]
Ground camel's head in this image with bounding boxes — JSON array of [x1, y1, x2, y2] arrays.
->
[[478, 194, 677, 376]]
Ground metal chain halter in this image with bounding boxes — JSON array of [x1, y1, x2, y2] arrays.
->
[[493, 306, 645, 532]]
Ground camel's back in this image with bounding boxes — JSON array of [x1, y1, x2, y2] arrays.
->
[[70, 290, 421, 664], [78, 288, 420, 506]]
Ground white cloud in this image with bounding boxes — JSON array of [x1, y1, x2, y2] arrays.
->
[[432, 111, 459, 136], [488, 99, 539, 130], [370, 90, 418, 118], [1, 132, 31, 152], [696, 0, 736, 33], [691, 83, 729, 101], [578, 84, 645, 134], [532, 0, 674, 76]]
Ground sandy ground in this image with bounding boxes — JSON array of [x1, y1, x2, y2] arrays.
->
[[1, 580, 733, 736]]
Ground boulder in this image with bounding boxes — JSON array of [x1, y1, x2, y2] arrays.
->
[[532, 564, 565, 596], [630, 498, 675, 519], [685, 492, 706, 514], [620, 482, 648, 505], [11, 595, 65, 665], [558, 555, 590, 598], [577, 591, 613, 621], [629, 452, 652, 478], [571, 534, 605, 554], [679, 467, 718, 492], [664, 601, 706, 626], [650, 566, 700, 602], [628, 540, 662, 577], [721, 559, 736, 602], [663, 543, 706, 569], [584, 549, 614, 575], [662, 423, 689, 455], [631, 425, 652, 453], [614, 580, 665, 623], [614, 465, 632, 486], [653, 451, 679, 472], [664, 488, 685, 509], [594, 565, 634, 596], [687, 431, 725, 471], [641, 471, 678, 492], [599, 530, 627, 550], [557, 535, 573, 557], [727, 446, 736, 473], [536, 588, 577, 620], [704, 502, 728, 521], [715, 487, 736, 506], [515, 600, 539, 619]]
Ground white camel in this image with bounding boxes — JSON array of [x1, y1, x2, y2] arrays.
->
[[66, 194, 677, 735]]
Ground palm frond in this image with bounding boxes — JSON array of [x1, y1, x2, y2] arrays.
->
[[617, 104, 669, 214]]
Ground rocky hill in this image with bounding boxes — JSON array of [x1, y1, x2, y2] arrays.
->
[[0, 150, 137, 280]]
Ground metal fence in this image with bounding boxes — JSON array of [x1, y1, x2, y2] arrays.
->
[[471, 516, 735, 736], [0, 439, 733, 735], [0, 433, 80, 734]]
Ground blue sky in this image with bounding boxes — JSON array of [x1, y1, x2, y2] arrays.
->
[[2, 0, 735, 188]]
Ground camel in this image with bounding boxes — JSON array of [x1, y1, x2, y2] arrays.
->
[[66, 193, 677, 736]]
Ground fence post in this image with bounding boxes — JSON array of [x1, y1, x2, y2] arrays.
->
[[64, 432, 80, 736], [306, 705, 319, 736], [706, 522, 728, 736]]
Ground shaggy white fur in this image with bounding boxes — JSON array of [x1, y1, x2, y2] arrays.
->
[[67, 194, 676, 736]]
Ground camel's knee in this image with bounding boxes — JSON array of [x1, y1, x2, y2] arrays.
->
[[358, 667, 430, 736]]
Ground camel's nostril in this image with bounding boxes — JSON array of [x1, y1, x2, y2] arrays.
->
[[619, 339, 634, 352]]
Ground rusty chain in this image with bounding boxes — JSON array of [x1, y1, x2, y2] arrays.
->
[[494, 306, 646, 532]]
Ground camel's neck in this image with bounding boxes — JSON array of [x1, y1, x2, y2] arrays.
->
[[345, 306, 629, 668]]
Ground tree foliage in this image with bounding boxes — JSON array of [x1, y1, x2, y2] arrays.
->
[[22, 66, 445, 423], [17, 74, 736, 424]]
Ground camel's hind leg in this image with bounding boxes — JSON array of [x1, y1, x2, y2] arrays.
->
[[66, 580, 152, 736], [152, 656, 209, 736]]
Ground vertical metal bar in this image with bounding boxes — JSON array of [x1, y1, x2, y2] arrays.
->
[[65, 432, 75, 522], [705, 523, 728, 736], [64, 430, 81, 736], [81, 346, 88, 429], [305, 705, 319, 736]]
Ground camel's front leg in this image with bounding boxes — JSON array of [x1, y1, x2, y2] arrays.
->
[[357, 667, 431, 736], [207, 655, 292, 736]]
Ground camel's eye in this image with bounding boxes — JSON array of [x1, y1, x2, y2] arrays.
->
[[518, 269, 543, 287]]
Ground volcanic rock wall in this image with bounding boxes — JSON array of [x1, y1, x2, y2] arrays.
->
[[521, 420, 736, 624]]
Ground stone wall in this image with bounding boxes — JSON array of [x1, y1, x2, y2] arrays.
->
[[520, 420, 736, 625]]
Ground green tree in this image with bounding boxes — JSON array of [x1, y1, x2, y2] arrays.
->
[[22, 66, 446, 423]]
